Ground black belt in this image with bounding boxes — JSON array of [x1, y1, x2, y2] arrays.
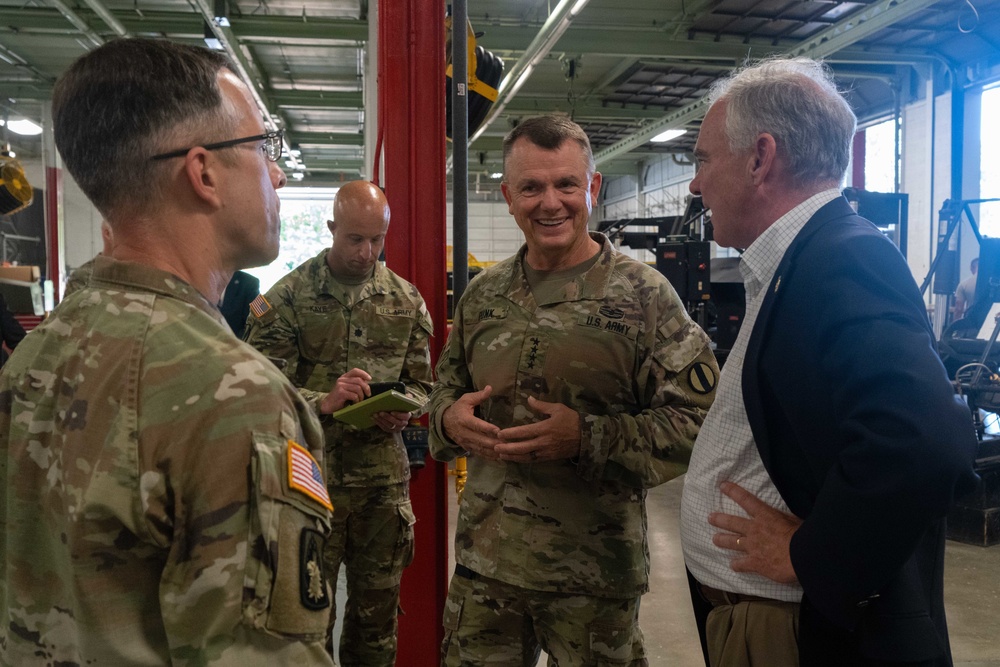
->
[[454, 564, 480, 580]]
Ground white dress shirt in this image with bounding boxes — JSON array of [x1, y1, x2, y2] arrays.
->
[[680, 188, 841, 601]]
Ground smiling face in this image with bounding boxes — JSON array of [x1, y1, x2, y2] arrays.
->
[[501, 138, 602, 270]]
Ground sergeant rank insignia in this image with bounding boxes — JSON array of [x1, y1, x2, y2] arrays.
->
[[300, 529, 331, 610]]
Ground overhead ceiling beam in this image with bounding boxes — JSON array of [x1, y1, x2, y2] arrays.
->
[[271, 90, 364, 109], [190, 0, 278, 130], [0, 8, 366, 43], [80, 0, 127, 37], [469, 0, 594, 145], [46, 0, 103, 48], [293, 131, 365, 146], [479, 24, 788, 59], [593, 0, 943, 166], [503, 96, 672, 120]]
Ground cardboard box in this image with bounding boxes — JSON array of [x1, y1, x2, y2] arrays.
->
[[0, 265, 40, 283]]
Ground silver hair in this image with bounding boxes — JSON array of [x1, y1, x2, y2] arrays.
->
[[708, 57, 857, 187]]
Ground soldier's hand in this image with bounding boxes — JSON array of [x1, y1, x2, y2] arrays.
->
[[372, 410, 411, 433], [319, 368, 373, 414], [495, 396, 581, 463], [442, 386, 502, 460], [708, 481, 802, 585]]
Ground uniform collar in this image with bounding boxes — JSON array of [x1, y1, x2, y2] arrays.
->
[[91, 255, 223, 322]]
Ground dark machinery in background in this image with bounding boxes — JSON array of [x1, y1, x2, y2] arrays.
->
[[599, 196, 743, 362], [601, 188, 910, 367], [924, 198, 1000, 546]]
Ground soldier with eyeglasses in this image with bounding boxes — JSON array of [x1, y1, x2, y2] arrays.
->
[[0, 38, 336, 665]]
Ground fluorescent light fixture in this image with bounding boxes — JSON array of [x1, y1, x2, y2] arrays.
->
[[291, 172, 305, 180], [490, 172, 503, 179], [650, 128, 687, 143], [284, 160, 297, 168], [1, 119, 43, 136]]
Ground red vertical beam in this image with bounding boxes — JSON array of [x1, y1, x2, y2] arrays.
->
[[379, 0, 449, 664], [852, 130, 866, 191], [45, 167, 62, 293]]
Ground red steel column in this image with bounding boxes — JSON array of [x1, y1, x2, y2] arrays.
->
[[379, 0, 449, 663]]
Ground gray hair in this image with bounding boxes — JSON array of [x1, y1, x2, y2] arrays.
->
[[708, 57, 857, 188], [502, 114, 595, 178]]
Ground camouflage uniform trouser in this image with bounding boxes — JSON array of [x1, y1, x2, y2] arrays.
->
[[441, 568, 648, 667], [325, 482, 416, 667]]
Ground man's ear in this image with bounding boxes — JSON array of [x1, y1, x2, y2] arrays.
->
[[748, 133, 778, 186], [183, 148, 224, 209], [500, 181, 514, 212]]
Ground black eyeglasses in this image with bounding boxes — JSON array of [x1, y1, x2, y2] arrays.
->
[[150, 129, 284, 162]]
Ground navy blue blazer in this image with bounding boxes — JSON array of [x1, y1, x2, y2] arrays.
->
[[742, 197, 979, 665]]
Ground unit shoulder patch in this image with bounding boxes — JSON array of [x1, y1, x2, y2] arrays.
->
[[688, 362, 717, 395], [299, 528, 330, 610]]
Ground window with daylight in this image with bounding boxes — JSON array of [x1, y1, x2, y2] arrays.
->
[[980, 84, 1000, 237], [863, 118, 898, 194]]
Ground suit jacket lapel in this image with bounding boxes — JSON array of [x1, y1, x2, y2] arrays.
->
[[741, 196, 858, 471]]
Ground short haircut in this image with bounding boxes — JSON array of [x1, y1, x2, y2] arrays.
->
[[502, 115, 595, 179], [708, 57, 857, 188], [52, 38, 240, 220]]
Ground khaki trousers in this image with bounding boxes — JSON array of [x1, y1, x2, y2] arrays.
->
[[702, 586, 800, 667]]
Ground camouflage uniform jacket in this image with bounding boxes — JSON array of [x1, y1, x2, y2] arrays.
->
[[429, 233, 718, 598], [245, 250, 433, 487], [0, 257, 335, 666]]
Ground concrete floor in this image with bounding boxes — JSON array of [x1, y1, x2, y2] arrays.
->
[[437, 475, 1000, 667]]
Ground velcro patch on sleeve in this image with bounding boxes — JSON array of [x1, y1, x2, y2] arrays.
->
[[300, 528, 331, 610], [286, 441, 333, 510], [249, 294, 272, 318]]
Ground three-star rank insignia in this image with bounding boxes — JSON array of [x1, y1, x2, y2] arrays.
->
[[688, 362, 718, 395], [299, 528, 331, 610]]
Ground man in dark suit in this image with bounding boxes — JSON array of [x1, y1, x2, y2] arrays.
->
[[220, 269, 260, 338], [679, 57, 979, 667]]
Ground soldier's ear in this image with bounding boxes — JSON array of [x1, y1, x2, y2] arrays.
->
[[327, 218, 336, 236]]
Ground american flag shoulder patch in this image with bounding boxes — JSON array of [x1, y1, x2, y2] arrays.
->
[[286, 441, 333, 511], [249, 294, 271, 318]]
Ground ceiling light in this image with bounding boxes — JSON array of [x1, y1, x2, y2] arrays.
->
[[650, 129, 687, 143], [490, 172, 503, 179], [291, 172, 304, 180], [1, 119, 43, 136]]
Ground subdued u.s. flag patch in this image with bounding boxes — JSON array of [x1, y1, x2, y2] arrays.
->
[[287, 441, 333, 510], [249, 294, 271, 318]]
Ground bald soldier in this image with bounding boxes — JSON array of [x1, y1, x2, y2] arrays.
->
[[429, 114, 719, 665], [245, 180, 433, 666], [0, 39, 334, 664]]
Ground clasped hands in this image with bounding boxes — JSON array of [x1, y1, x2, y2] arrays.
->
[[442, 385, 580, 463], [319, 367, 411, 434]]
